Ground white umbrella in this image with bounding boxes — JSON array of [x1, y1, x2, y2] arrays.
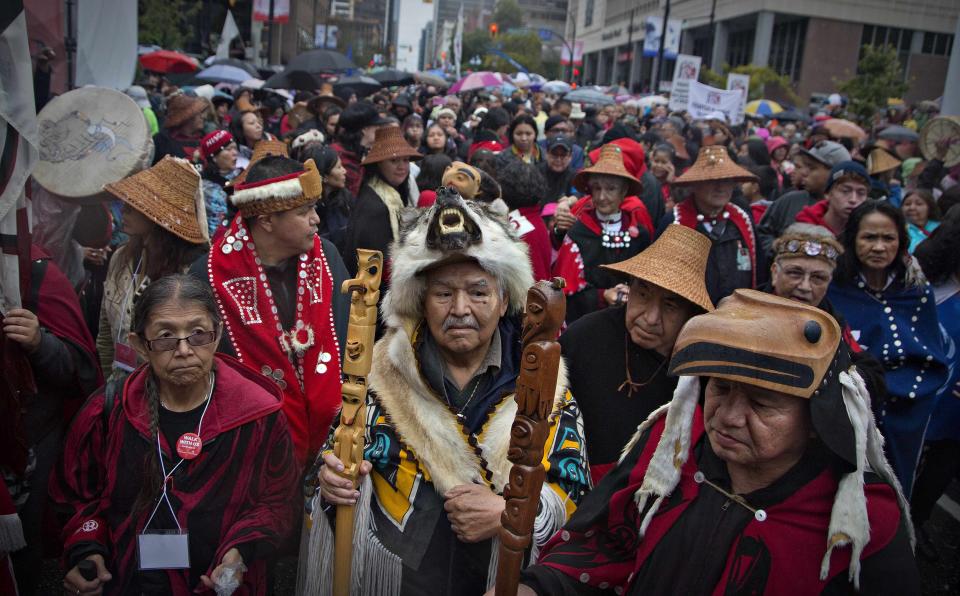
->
[[240, 78, 265, 89], [541, 80, 571, 94], [638, 95, 669, 108], [509, 72, 531, 88]]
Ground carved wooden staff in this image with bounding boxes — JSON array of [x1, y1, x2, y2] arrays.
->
[[496, 278, 566, 596], [331, 249, 383, 596]]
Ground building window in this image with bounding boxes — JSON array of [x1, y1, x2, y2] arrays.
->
[[692, 36, 710, 61], [769, 18, 807, 81], [860, 24, 913, 77], [922, 32, 954, 56], [585, 0, 594, 28], [727, 29, 754, 68]]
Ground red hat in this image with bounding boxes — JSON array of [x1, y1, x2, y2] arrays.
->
[[588, 137, 648, 180], [200, 129, 234, 161]]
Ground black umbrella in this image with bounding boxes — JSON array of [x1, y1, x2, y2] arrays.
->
[[371, 68, 415, 86], [286, 49, 357, 73], [878, 125, 919, 143], [334, 75, 382, 98], [263, 69, 321, 91], [775, 108, 808, 122], [207, 57, 259, 77]]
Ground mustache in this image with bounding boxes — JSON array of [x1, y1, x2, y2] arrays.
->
[[442, 315, 479, 331]]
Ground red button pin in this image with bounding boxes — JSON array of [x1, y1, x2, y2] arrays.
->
[[176, 432, 203, 460]]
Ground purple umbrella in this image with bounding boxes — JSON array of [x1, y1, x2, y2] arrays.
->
[[449, 71, 503, 94]]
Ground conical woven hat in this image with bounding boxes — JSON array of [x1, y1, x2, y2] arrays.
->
[[867, 147, 901, 175], [361, 126, 423, 165], [104, 156, 207, 244], [601, 224, 714, 313], [229, 139, 290, 186], [674, 146, 757, 186], [572, 144, 643, 196]]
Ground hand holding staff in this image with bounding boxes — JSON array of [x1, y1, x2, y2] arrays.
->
[[331, 249, 383, 596], [495, 278, 566, 596]]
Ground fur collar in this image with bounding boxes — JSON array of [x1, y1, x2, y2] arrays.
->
[[368, 321, 569, 495]]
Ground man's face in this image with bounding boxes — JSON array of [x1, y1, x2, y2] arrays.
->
[[799, 157, 830, 195], [546, 148, 572, 173], [703, 378, 811, 481], [546, 120, 575, 139], [624, 280, 697, 356], [424, 261, 508, 359], [770, 257, 834, 306], [556, 102, 572, 119], [691, 181, 735, 214], [445, 97, 461, 113], [826, 177, 869, 224], [259, 202, 319, 257]]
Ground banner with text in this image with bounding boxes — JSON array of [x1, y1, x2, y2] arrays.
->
[[687, 81, 744, 123], [726, 73, 750, 125], [667, 54, 702, 111], [643, 17, 683, 58]]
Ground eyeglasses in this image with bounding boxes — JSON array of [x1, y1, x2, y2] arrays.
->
[[144, 330, 217, 352]]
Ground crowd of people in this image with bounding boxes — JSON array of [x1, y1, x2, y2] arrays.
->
[[2, 66, 959, 596]]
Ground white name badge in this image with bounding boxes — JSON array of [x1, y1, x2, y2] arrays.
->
[[508, 209, 536, 237], [138, 531, 190, 570]]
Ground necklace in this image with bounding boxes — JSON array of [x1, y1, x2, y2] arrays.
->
[[453, 376, 483, 425], [617, 333, 667, 397]]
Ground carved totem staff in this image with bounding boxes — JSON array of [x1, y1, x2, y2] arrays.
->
[[331, 249, 383, 596], [496, 277, 566, 596]]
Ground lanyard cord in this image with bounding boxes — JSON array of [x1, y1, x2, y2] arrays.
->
[[142, 372, 215, 532]]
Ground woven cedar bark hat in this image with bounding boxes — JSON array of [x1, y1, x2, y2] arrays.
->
[[229, 139, 290, 187], [164, 94, 208, 129], [231, 158, 323, 217], [867, 147, 902, 175], [361, 126, 423, 165], [601, 224, 714, 313], [673, 146, 758, 186], [104, 156, 208, 244], [572, 144, 643, 196]]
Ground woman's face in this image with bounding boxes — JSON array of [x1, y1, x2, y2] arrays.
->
[[241, 112, 263, 144], [378, 157, 410, 187], [426, 126, 446, 151], [772, 146, 788, 161], [405, 122, 424, 145], [121, 203, 155, 237], [512, 123, 536, 152], [131, 300, 221, 389], [361, 125, 378, 148], [855, 212, 900, 274], [213, 142, 238, 173], [326, 158, 347, 190], [325, 113, 339, 137], [901, 193, 930, 228], [650, 151, 672, 180], [588, 175, 627, 215]]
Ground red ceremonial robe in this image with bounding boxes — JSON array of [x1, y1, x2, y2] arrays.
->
[[49, 355, 299, 596], [208, 214, 342, 465]]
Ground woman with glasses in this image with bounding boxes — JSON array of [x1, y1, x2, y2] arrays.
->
[[53, 274, 299, 596], [827, 201, 949, 497]]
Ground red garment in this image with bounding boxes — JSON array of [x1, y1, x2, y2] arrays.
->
[[751, 201, 769, 223], [794, 199, 840, 235], [330, 143, 364, 197], [553, 196, 654, 295], [208, 214, 342, 465], [537, 407, 903, 593], [509, 205, 552, 281], [587, 138, 648, 179], [50, 355, 299, 595], [417, 189, 437, 208]]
